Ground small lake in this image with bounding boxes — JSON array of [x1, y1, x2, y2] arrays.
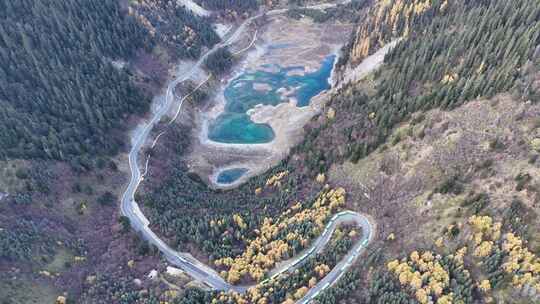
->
[[216, 168, 249, 184], [208, 54, 336, 144]]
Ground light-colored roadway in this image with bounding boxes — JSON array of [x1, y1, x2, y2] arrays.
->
[[120, 1, 372, 302]]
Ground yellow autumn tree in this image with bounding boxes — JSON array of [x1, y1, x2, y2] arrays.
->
[[294, 287, 309, 299], [216, 188, 346, 283], [415, 288, 428, 304], [478, 279, 491, 292]]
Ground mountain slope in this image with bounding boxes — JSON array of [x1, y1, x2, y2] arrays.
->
[[299, 0, 540, 303], [0, 0, 151, 160], [298, 0, 540, 173]]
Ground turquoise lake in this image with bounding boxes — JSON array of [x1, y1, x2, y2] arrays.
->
[[216, 168, 249, 184], [208, 54, 336, 144]]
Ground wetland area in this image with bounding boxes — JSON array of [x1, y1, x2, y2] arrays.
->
[[187, 15, 353, 188]]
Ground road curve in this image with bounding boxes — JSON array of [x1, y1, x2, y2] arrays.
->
[[297, 212, 373, 303], [120, 0, 370, 301]]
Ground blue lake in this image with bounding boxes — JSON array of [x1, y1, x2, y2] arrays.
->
[[208, 55, 336, 144], [216, 168, 249, 184]]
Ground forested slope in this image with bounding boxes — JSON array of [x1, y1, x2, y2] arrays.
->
[[2, 0, 539, 302], [299, 0, 540, 173], [195, 0, 259, 13], [297, 0, 540, 303], [0, 0, 150, 160], [0, 0, 223, 164], [0, 0, 221, 302], [154, 0, 540, 302], [129, 0, 219, 58]]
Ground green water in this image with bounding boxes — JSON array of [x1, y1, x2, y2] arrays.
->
[[208, 55, 336, 144], [208, 113, 275, 144], [216, 168, 249, 184]]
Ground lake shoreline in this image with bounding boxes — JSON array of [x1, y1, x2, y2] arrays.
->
[[186, 15, 354, 189]]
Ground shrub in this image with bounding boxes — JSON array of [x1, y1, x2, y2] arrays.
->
[[97, 191, 115, 206], [435, 175, 463, 195], [515, 173, 531, 191]]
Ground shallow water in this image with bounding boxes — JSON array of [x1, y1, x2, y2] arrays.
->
[[216, 168, 249, 184], [208, 113, 275, 144], [208, 54, 336, 144]]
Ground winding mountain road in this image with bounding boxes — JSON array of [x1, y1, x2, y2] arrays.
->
[[120, 1, 372, 302]]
